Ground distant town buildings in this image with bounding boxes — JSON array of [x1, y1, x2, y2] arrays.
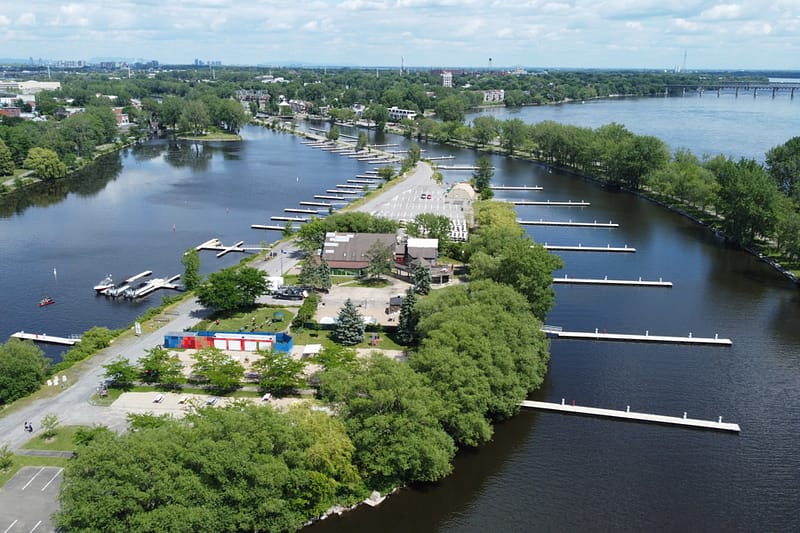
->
[[441, 71, 453, 88], [482, 89, 505, 102], [0, 80, 61, 94]]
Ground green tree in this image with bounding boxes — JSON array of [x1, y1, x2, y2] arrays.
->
[[412, 263, 431, 295], [472, 155, 495, 199], [319, 355, 455, 491], [138, 346, 184, 387], [377, 166, 395, 181], [713, 157, 781, 245], [159, 96, 183, 131], [766, 136, 800, 200], [332, 299, 365, 346], [364, 104, 389, 131], [215, 98, 247, 133], [356, 131, 368, 151], [282, 220, 294, 238], [472, 115, 500, 148], [102, 358, 138, 389], [406, 142, 421, 164], [365, 239, 393, 279], [23, 147, 67, 179], [196, 267, 269, 313], [406, 213, 451, 246], [0, 339, 51, 404], [434, 95, 466, 122], [500, 119, 527, 155], [179, 99, 210, 135], [191, 347, 244, 391], [181, 247, 202, 291], [327, 125, 340, 141], [776, 205, 800, 261], [85, 105, 119, 143], [0, 442, 13, 470], [396, 288, 419, 345], [251, 350, 306, 393], [0, 138, 16, 176], [41, 413, 60, 439]]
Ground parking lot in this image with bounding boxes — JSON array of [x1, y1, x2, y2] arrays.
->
[[0, 466, 63, 532]]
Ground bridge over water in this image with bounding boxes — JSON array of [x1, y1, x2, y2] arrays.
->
[[665, 81, 799, 98]]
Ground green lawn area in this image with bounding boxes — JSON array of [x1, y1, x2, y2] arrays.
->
[[352, 278, 391, 288], [192, 305, 295, 333], [291, 327, 406, 351], [21, 425, 86, 451], [0, 455, 70, 488]]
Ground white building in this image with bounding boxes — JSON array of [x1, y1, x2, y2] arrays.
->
[[388, 106, 417, 121], [483, 89, 505, 102], [441, 71, 453, 88]]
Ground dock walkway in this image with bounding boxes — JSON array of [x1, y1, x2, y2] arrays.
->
[[519, 219, 619, 228], [553, 276, 672, 287], [543, 244, 635, 253], [520, 400, 740, 433], [11, 332, 80, 345], [543, 327, 732, 346]]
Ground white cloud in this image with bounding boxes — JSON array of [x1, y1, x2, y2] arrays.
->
[[16, 13, 36, 26], [625, 21, 643, 30], [0, 15, 10, 26], [738, 21, 773, 35], [671, 18, 701, 32], [700, 4, 743, 20]]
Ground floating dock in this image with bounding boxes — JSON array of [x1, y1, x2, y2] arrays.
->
[[518, 219, 619, 228], [126, 274, 181, 299], [195, 239, 266, 257], [271, 216, 309, 222], [300, 201, 332, 207], [543, 244, 635, 253], [425, 155, 456, 161], [490, 185, 542, 190], [543, 327, 732, 346], [10, 332, 80, 345], [519, 400, 740, 433], [513, 200, 590, 206], [336, 184, 366, 189], [285, 208, 319, 215], [104, 270, 153, 297], [251, 224, 294, 231], [439, 165, 488, 171], [326, 189, 358, 195], [315, 195, 348, 201], [553, 276, 672, 287]]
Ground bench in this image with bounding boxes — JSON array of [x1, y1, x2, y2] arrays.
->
[[153, 394, 164, 403]]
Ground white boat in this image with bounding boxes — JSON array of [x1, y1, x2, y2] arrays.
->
[[93, 274, 114, 294]]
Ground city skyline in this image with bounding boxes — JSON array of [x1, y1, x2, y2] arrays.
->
[[0, 1, 797, 70]]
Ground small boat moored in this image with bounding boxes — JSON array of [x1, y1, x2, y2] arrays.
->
[[93, 274, 114, 294], [38, 297, 55, 307]]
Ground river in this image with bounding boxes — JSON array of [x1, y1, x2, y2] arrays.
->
[[1, 93, 799, 531]]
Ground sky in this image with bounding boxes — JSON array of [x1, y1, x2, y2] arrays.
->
[[1, 0, 798, 70]]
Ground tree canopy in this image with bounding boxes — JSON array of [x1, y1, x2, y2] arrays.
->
[[0, 339, 51, 404], [196, 267, 269, 313]]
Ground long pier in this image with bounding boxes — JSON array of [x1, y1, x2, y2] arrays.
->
[[271, 216, 309, 222], [300, 201, 332, 207], [315, 195, 348, 201], [326, 189, 358, 195], [285, 208, 319, 215], [251, 224, 294, 231], [11, 332, 80, 345], [519, 400, 740, 433], [543, 327, 732, 346], [553, 276, 671, 287], [519, 219, 619, 228], [439, 165, 489, 171], [513, 200, 590, 206], [490, 185, 542, 190], [128, 274, 181, 298], [543, 244, 636, 253]]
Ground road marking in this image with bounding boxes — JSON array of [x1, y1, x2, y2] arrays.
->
[[29, 521, 42, 533], [21, 467, 44, 490], [3, 520, 18, 533], [41, 468, 63, 491]]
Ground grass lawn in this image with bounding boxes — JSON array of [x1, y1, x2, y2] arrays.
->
[[291, 327, 406, 351], [352, 278, 391, 288], [21, 425, 86, 451], [178, 129, 242, 141], [0, 455, 70, 488], [192, 305, 295, 333]]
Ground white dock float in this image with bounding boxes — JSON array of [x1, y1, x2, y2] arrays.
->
[[251, 224, 295, 231], [285, 208, 319, 215], [490, 185, 542, 190], [543, 244, 636, 253], [130, 274, 181, 298], [514, 200, 590, 206], [315, 195, 348, 201], [300, 201, 332, 207], [518, 219, 619, 228], [554, 276, 672, 287], [336, 184, 365, 189], [11, 332, 80, 345], [326, 189, 358, 195], [368, 144, 399, 148], [425, 155, 456, 161], [544, 328, 732, 346], [271, 216, 309, 222], [439, 165, 489, 171], [519, 400, 740, 433], [356, 174, 381, 179], [348, 179, 377, 184]]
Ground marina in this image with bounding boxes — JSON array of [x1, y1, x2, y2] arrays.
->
[[315, 195, 348, 201], [299, 201, 332, 207], [519, 400, 740, 433], [250, 224, 290, 231], [101, 271, 153, 297], [553, 276, 671, 287], [513, 200, 590, 206], [490, 185, 542, 190], [271, 216, 309, 222]]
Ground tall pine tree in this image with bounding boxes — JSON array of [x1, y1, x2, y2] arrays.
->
[[412, 262, 431, 295], [397, 288, 419, 345], [332, 298, 365, 346]]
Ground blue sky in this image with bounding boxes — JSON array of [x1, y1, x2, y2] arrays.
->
[[1, 1, 798, 69]]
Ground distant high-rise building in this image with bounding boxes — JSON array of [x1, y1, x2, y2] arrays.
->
[[441, 71, 452, 88]]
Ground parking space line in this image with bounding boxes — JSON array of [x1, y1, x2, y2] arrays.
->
[[3, 520, 18, 533], [29, 521, 42, 533], [41, 468, 63, 491], [21, 467, 44, 490]]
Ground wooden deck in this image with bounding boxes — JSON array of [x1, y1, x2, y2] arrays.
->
[[520, 400, 740, 433]]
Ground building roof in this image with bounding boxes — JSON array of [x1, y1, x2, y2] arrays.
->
[[449, 182, 477, 200], [406, 238, 438, 249], [322, 232, 397, 267]]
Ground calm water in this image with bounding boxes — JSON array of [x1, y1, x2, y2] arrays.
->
[[1, 95, 799, 531]]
